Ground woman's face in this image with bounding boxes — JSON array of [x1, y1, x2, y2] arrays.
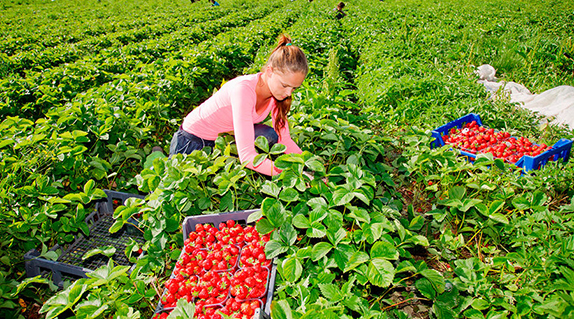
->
[[266, 67, 305, 101]]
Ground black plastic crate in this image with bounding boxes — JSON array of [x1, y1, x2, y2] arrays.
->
[[24, 190, 146, 288], [154, 209, 276, 319]]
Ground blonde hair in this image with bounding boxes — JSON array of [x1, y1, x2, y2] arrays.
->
[[264, 35, 308, 137]]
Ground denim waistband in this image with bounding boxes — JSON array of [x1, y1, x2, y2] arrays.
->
[[178, 126, 215, 143]]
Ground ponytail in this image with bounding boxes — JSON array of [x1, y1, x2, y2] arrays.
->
[[265, 35, 308, 137]]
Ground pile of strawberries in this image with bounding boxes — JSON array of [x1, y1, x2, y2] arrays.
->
[[152, 220, 271, 319], [442, 120, 551, 163]]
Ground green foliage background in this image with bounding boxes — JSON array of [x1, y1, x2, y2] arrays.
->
[[1, 0, 573, 318]]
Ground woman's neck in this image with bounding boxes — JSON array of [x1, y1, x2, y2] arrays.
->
[[257, 72, 273, 100]]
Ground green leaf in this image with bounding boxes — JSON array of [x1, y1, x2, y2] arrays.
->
[[279, 224, 298, 246], [83, 180, 95, 195], [532, 191, 547, 207], [279, 188, 299, 203], [265, 240, 289, 259], [559, 196, 574, 212], [448, 186, 466, 200], [471, 298, 490, 311], [109, 220, 125, 234], [305, 159, 325, 172], [253, 154, 267, 167], [343, 251, 370, 273], [143, 151, 166, 170], [312, 242, 333, 261], [79, 223, 90, 237], [271, 300, 292, 319], [282, 256, 303, 282], [0, 256, 10, 265], [367, 258, 395, 287], [318, 283, 343, 302], [14, 276, 50, 297], [75, 298, 108, 319], [292, 214, 311, 229], [82, 246, 116, 260], [327, 228, 347, 246], [333, 245, 353, 271], [441, 198, 462, 208], [63, 193, 90, 204], [370, 241, 398, 260], [433, 302, 458, 319], [419, 269, 445, 294], [309, 208, 328, 223], [41, 250, 59, 261], [464, 308, 486, 319], [489, 200, 505, 215], [415, 278, 436, 299], [475, 203, 489, 217], [408, 215, 425, 231], [270, 143, 287, 155], [167, 298, 196, 319], [247, 210, 263, 224], [292, 213, 311, 229], [275, 153, 305, 169], [332, 188, 355, 206], [296, 246, 313, 259], [407, 235, 430, 247], [256, 218, 276, 235], [307, 222, 327, 238], [489, 213, 509, 224], [255, 135, 270, 153], [0, 139, 15, 148], [355, 187, 374, 205], [460, 198, 482, 212], [87, 259, 129, 286], [342, 295, 364, 314], [348, 208, 370, 223], [396, 260, 416, 273], [170, 249, 182, 260], [261, 181, 280, 198], [127, 293, 143, 304], [512, 195, 530, 210], [68, 281, 88, 306], [363, 222, 384, 244], [261, 198, 285, 227], [41, 292, 70, 318]]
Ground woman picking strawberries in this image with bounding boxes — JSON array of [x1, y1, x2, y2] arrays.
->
[[169, 35, 308, 176]]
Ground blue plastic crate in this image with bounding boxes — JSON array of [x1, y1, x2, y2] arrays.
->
[[431, 113, 572, 172], [515, 138, 572, 172], [431, 113, 483, 149]]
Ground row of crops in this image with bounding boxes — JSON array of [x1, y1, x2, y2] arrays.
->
[[1, 0, 574, 318]]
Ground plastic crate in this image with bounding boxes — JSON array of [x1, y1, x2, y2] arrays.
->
[[431, 113, 483, 149], [24, 190, 146, 288], [431, 113, 573, 172], [154, 209, 275, 319]]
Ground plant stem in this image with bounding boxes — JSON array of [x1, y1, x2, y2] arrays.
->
[[381, 297, 429, 311]]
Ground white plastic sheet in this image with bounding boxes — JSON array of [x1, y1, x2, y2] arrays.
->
[[476, 64, 574, 129]]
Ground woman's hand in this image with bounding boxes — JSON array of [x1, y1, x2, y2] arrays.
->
[[302, 171, 328, 186]]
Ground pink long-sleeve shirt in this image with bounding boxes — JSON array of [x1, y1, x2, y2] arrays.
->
[[182, 73, 302, 176]]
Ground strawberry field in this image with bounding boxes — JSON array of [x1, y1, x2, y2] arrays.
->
[[1, 0, 574, 318]]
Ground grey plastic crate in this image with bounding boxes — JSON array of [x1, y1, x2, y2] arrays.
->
[[155, 209, 276, 319], [24, 190, 146, 288]]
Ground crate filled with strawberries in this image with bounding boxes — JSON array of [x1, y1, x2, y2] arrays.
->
[[431, 113, 572, 172], [152, 209, 276, 319]]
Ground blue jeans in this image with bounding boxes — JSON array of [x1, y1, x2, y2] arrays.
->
[[169, 124, 278, 157]]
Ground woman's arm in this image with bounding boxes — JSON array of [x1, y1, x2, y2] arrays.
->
[[231, 85, 281, 176], [274, 112, 303, 155]]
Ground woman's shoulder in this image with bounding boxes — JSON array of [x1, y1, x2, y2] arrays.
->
[[224, 73, 260, 92]]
